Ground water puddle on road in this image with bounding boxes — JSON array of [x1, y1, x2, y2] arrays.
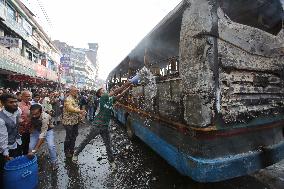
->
[[38, 125, 114, 189]]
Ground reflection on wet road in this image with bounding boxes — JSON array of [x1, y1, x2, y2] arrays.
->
[[38, 120, 284, 189]]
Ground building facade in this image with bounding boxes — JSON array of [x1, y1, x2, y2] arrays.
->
[[53, 40, 99, 89], [0, 0, 63, 89]]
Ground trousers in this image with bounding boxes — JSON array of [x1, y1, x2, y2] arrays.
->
[[64, 124, 79, 154], [74, 125, 114, 162], [29, 129, 57, 163]]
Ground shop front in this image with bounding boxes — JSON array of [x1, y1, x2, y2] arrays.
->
[[0, 45, 60, 89]]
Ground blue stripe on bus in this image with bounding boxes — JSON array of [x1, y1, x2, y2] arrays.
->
[[130, 118, 284, 182], [116, 109, 126, 124]]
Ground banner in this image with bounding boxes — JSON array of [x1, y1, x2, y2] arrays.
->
[[35, 64, 47, 78], [0, 57, 35, 76], [60, 55, 71, 69], [0, 36, 22, 48]]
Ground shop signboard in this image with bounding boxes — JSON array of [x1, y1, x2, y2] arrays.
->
[[60, 55, 71, 69], [60, 56, 70, 62], [35, 64, 47, 78], [0, 36, 22, 48], [46, 70, 58, 82], [61, 63, 70, 69], [0, 57, 35, 76]]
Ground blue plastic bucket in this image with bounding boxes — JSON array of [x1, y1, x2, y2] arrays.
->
[[4, 155, 38, 189]]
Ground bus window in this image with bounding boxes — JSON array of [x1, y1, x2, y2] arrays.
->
[[220, 0, 283, 35]]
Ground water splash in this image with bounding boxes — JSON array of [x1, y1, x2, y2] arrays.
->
[[137, 66, 157, 100], [144, 118, 151, 128]]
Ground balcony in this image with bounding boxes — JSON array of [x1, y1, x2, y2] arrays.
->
[[4, 16, 28, 39], [0, 2, 28, 40], [0, 45, 59, 82]]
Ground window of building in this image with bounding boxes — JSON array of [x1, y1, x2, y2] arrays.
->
[[22, 19, 33, 36], [7, 3, 16, 20], [26, 50, 32, 61], [33, 54, 39, 63], [17, 14, 23, 25], [48, 60, 54, 70]]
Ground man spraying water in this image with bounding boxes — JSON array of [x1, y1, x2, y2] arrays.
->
[[72, 79, 136, 168]]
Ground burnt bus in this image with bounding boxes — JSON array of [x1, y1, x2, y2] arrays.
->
[[107, 0, 284, 182]]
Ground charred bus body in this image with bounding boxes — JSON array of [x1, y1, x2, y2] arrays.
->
[[107, 0, 284, 182]]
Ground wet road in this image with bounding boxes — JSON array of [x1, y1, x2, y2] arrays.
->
[[37, 120, 284, 189]]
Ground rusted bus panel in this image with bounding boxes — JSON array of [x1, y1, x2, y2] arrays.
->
[[225, 84, 284, 95], [130, 78, 184, 122], [220, 71, 284, 95], [218, 41, 284, 124], [131, 85, 144, 107], [157, 79, 183, 121], [157, 82, 171, 100], [180, 0, 213, 37], [179, 0, 216, 94], [183, 94, 214, 127], [158, 101, 182, 121], [217, 7, 284, 58], [179, 32, 216, 128], [217, 3, 284, 124], [218, 40, 284, 72], [170, 79, 183, 102], [179, 37, 215, 94], [144, 85, 156, 112], [220, 71, 282, 87], [221, 95, 284, 110], [179, 0, 217, 127]]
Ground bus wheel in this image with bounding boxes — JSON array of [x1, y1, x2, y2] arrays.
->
[[126, 117, 135, 140]]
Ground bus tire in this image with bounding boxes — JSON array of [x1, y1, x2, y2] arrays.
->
[[126, 117, 135, 140]]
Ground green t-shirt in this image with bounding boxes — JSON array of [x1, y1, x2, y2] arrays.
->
[[93, 93, 115, 127]]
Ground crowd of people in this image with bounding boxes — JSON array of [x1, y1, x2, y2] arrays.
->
[[0, 80, 134, 187]]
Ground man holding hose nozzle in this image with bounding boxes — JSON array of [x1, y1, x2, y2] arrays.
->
[[72, 77, 138, 169]]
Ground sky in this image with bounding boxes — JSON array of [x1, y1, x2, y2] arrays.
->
[[29, 0, 182, 80]]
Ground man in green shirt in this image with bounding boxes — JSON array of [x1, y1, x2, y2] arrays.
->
[[72, 81, 132, 166]]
